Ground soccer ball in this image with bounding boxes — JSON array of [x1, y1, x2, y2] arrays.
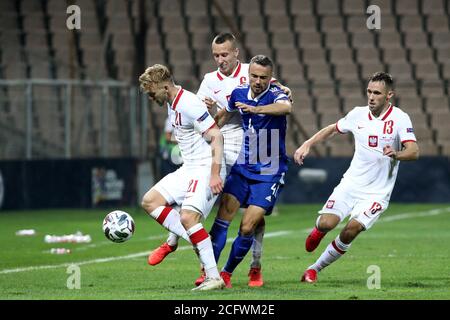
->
[[102, 210, 135, 243]]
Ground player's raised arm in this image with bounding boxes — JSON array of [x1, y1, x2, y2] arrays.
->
[[294, 123, 338, 165], [203, 124, 224, 194]]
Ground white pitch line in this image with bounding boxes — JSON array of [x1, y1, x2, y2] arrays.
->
[[0, 230, 292, 275], [378, 207, 450, 223], [74, 234, 167, 251], [1, 207, 449, 275]]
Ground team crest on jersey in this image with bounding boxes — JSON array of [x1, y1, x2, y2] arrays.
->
[[368, 135, 378, 147], [326, 200, 335, 209], [197, 111, 209, 123], [407, 128, 414, 133]]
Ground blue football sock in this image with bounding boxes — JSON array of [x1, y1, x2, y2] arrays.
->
[[223, 232, 254, 274], [209, 218, 230, 262]]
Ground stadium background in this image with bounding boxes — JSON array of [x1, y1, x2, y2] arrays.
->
[[0, 0, 449, 301], [1, 0, 450, 209]]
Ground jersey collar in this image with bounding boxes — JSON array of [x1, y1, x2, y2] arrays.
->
[[368, 103, 393, 121], [247, 83, 271, 102], [170, 86, 184, 110], [216, 61, 242, 80]]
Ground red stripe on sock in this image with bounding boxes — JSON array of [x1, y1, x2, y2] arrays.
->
[[331, 240, 346, 255], [156, 206, 172, 224], [189, 228, 209, 245]]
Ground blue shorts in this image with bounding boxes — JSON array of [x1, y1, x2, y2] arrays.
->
[[223, 171, 283, 216]]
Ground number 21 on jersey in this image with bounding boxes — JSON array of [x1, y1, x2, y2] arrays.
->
[[187, 179, 199, 193]]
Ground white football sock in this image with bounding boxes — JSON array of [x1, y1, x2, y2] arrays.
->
[[166, 232, 179, 247], [187, 223, 220, 279], [149, 206, 190, 243], [250, 222, 264, 268], [310, 235, 351, 272]]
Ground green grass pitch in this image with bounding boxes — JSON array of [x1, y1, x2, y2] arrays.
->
[[0, 204, 449, 300]]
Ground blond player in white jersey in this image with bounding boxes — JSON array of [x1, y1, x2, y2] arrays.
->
[[294, 72, 419, 283], [139, 64, 226, 291], [148, 33, 291, 287]]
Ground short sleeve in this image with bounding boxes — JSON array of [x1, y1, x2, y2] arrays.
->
[[336, 108, 357, 134], [398, 113, 417, 144], [272, 87, 289, 103], [184, 103, 215, 134], [196, 76, 213, 101]]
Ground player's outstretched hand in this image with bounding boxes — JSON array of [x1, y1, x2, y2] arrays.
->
[[210, 174, 224, 195], [383, 145, 396, 159], [294, 143, 310, 165]]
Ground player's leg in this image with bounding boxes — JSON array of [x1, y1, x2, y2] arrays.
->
[[210, 129, 244, 261], [183, 167, 227, 291], [221, 205, 266, 288], [305, 213, 341, 252], [245, 180, 283, 287], [210, 193, 241, 260], [303, 218, 364, 283], [180, 209, 225, 291], [250, 217, 265, 269], [222, 179, 282, 287], [161, 204, 183, 250], [165, 232, 180, 247], [192, 192, 241, 286], [141, 188, 191, 242], [142, 170, 191, 266], [195, 170, 244, 286], [305, 185, 352, 252], [209, 171, 247, 262], [302, 200, 386, 283], [164, 204, 182, 247], [248, 217, 265, 287], [248, 182, 285, 285]]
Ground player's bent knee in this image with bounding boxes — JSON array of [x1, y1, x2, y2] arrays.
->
[[141, 190, 163, 213], [141, 197, 156, 213], [240, 224, 254, 236], [317, 215, 340, 231], [141, 194, 160, 214], [179, 210, 202, 229]]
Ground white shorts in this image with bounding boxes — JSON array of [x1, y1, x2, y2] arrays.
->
[[318, 181, 389, 230], [223, 128, 243, 175], [152, 164, 226, 218]]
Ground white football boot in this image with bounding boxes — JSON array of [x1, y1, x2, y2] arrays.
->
[[191, 277, 225, 291]]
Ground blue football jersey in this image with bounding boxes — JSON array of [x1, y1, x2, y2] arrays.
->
[[226, 83, 289, 182]]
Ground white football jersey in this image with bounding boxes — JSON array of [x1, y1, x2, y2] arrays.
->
[[336, 104, 417, 200], [197, 61, 249, 134], [167, 87, 216, 167]]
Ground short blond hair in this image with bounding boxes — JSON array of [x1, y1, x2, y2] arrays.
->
[[139, 64, 173, 92]]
